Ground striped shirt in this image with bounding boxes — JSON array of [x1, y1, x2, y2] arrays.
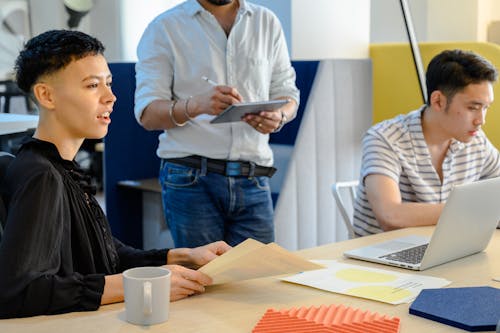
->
[[353, 107, 500, 236]]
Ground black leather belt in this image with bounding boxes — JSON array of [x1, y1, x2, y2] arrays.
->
[[164, 155, 276, 177]]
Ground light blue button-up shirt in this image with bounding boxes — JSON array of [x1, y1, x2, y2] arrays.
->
[[135, 0, 299, 166]]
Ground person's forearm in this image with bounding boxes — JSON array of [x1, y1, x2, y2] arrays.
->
[[376, 202, 445, 231], [141, 97, 201, 131], [101, 274, 124, 305], [141, 99, 194, 131], [166, 248, 192, 266], [276, 96, 297, 122]]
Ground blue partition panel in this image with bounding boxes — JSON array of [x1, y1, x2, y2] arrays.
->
[[270, 61, 319, 145], [269, 61, 319, 205], [104, 63, 161, 248]]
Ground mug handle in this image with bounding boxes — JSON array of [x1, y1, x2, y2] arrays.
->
[[143, 281, 153, 315]]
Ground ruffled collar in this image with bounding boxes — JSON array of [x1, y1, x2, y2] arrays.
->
[[19, 137, 96, 195]]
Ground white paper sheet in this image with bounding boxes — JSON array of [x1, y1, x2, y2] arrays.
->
[[281, 260, 451, 304]]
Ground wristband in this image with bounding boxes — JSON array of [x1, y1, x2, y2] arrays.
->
[[169, 100, 187, 127]]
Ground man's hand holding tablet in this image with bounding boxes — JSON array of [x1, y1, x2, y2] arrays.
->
[[201, 76, 293, 133], [210, 100, 289, 124]]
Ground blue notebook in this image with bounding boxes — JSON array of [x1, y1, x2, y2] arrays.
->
[[409, 286, 500, 332]]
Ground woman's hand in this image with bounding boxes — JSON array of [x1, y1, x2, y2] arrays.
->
[[165, 241, 231, 300], [167, 241, 231, 269], [101, 265, 215, 304], [166, 264, 212, 301], [186, 241, 232, 268]]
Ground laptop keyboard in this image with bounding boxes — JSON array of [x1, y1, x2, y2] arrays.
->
[[379, 244, 428, 265]]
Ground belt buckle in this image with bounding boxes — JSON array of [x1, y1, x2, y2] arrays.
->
[[225, 161, 242, 176]]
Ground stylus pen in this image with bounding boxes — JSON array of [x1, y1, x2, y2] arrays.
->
[[201, 76, 218, 86]]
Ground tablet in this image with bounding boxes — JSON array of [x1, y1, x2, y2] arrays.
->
[[210, 100, 288, 124]]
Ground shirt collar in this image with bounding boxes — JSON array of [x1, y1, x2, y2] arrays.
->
[[21, 137, 77, 168], [238, 0, 252, 15], [449, 137, 466, 153], [184, 0, 252, 17], [21, 137, 97, 193], [184, 0, 203, 16]]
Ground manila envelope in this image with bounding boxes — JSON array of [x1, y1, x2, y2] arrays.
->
[[198, 238, 323, 285]]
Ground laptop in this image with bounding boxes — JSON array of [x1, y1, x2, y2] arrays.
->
[[344, 177, 500, 270]]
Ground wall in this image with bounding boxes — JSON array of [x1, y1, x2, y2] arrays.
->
[[371, 0, 500, 44], [88, 0, 121, 62], [291, 0, 369, 59], [118, 0, 370, 61], [251, 0, 291, 54], [120, 0, 183, 61], [24, 1, 500, 60], [27, 0, 370, 62], [494, 1, 500, 21], [0, 0, 31, 79], [29, 0, 123, 60], [427, 0, 479, 41], [370, 0, 427, 43], [253, 0, 370, 60]]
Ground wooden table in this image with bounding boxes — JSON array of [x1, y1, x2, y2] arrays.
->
[[1, 227, 498, 333]]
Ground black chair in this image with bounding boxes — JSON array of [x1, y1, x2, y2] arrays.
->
[[0, 152, 15, 241], [0, 80, 34, 114]]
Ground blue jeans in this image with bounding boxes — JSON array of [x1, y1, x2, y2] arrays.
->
[[159, 160, 274, 247]]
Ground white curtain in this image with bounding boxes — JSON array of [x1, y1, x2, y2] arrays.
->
[[274, 59, 372, 250]]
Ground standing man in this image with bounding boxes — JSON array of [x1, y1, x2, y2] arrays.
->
[[353, 49, 500, 236], [135, 0, 300, 247]]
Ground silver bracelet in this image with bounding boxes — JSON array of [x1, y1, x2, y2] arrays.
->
[[273, 110, 288, 133], [183, 96, 195, 120], [169, 100, 187, 127]]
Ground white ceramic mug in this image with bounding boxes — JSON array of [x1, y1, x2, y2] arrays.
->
[[122, 266, 171, 325]]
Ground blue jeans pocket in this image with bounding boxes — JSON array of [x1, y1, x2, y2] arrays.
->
[[251, 176, 271, 191], [161, 162, 199, 188]]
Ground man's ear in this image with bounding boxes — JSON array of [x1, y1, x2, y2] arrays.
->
[[429, 90, 447, 112], [32, 82, 55, 110]]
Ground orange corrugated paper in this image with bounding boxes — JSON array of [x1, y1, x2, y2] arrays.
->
[[252, 304, 400, 333]]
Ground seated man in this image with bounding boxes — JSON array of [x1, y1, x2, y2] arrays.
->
[[0, 29, 230, 319], [353, 49, 500, 236]]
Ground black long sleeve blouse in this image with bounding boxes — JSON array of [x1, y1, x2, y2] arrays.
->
[[0, 138, 168, 318]]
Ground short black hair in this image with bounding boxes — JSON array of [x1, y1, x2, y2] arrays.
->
[[15, 29, 105, 93], [426, 49, 498, 105]]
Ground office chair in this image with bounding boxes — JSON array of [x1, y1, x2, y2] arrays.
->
[[0, 80, 34, 113], [0, 152, 15, 241], [331, 180, 359, 239]]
